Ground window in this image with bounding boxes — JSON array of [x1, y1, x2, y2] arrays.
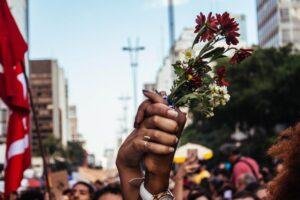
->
[[281, 8, 290, 22], [282, 29, 291, 43]]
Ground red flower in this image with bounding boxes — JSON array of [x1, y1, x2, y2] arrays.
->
[[216, 66, 229, 86], [194, 12, 218, 42], [230, 48, 253, 64], [216, 12, 240, 45], [185, 67, 202, 87]]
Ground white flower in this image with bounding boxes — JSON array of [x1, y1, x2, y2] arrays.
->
[[207, 70, 215, 78], [223, 94, 230, 101], [179, 48, 195, 63], [205, 112, 215, 118]]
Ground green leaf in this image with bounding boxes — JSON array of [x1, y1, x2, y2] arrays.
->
[[202, 47, 225, 59], [173, 63, 185, 77], [175, 93, 204, 107], [192, 27, 205, 47]]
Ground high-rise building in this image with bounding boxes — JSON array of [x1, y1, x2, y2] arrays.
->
[[257, 0, 300, 49], [29, 60, 69, 153], [233, 14, 248, 43], [68, 105, 80, 142]]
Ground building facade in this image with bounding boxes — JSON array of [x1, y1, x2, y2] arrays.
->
[[257, 0, 300, 49], [29, 60, 69, 152], [233, 14, 248, 43], [68, 105, 80, 142]]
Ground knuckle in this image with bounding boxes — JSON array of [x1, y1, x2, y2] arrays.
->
[[132, 140, 139, 150], [152, 115, 159, 124], [152, 130, 160, 140]]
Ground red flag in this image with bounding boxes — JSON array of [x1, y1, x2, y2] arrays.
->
[[0, 0, 31, 196]]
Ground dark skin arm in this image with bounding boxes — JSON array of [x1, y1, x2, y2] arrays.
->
[[117, 91, 185, 199], [136, 91, 187, 195]]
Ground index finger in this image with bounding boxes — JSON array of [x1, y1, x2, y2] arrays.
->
[[143, 90, 168, 105]]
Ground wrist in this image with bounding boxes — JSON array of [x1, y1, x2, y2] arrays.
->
[[144, 171, 170, 195]]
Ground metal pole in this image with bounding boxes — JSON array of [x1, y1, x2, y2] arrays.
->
[[20, 61, 52, 199], [168, 0, 175, 63], [122, 38, 145, 112], [132, 64, 137, 111]]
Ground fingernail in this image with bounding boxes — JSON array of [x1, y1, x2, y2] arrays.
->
[[167, 109, 178, 118], [169, 147, 175, 152], [175, 137, 179, 143], [142, 89, 149, 94]]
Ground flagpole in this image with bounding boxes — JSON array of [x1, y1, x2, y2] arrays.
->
[[20, 61, 52, 199]]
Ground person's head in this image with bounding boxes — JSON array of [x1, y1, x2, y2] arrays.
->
[[62, 189, 72, 200], [72, 181, 94, 200], [19, 189, 44, 200], [220, 144, 241, 164], [268, 123, 300, 200], [93, 184, 122, 200], [233, 191, 259, 200], [255, 186, 267, 199], [94, 180, 104, 190], [236, 174, 257, 192], [9, 191, 18, 200]]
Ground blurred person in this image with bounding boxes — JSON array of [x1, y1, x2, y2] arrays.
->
[[71, 181, 94, 200], [9, 191, 18, 200], [233, 190, 259, 200], [94, 180, 105, 191], [220, 144, 261, 189], [173, 157, 200, 200], [117, 90, 186, 199], [236, 173, 257, 192], [62, 189, 72, 200], [191, 161, 211, 185], [267, 123, 300, 200], [255, 186, 267, 200], [93, 184, 122, 200], [19, 189, 44, 200], [259, 167, 272, 185]]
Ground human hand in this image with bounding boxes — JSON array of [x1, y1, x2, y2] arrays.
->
[[174, 158, 200, 181], [135, 90, 187, 194]]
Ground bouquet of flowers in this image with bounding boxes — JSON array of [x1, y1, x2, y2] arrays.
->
[[167, 12, 253, 118]]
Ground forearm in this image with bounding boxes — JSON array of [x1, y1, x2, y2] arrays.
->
[[173, 176, 184, 200], [117, 160, 143, 200], [144, 154, 174, 194]]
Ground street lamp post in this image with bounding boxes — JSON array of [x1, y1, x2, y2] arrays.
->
[[122, 38, 145, 111]]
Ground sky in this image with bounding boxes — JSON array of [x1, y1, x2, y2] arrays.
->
[[29, 0, 258, 160]]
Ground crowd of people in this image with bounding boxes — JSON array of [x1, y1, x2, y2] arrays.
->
[[4, 90, 300, 200]]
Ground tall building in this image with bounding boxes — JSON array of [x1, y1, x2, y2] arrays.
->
[[257, 0, 300, 49], [68, 105, 80, 141], [234, 14, 248, 43], [29, 60, 69, 153]]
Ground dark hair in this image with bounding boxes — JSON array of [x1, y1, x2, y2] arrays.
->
[[220, 144, 240, 157], [93, 183, 122, 200], [94, 180, 104, 185], [62, 188, 72, 195], [233, 190, 259, 200], [19, 189, 44, 200], [73, 181, 94, 196]]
